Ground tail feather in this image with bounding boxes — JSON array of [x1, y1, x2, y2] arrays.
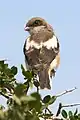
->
[[38, 69, 51, 89]]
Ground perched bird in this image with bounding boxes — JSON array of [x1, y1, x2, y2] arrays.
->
[[23, 17, 60, 89]]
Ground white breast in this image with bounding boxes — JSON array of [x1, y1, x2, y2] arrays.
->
[[25, 37, 41, 50], [25, 35, 58, 50], [43, 35, 57, 49]]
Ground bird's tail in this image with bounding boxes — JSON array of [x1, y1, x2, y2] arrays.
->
[[38, 68, 51, 89]]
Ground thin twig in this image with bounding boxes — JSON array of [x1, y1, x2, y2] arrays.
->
[[33, 75, 40, 93], [45, 108, 47, 120], [62, 103, 80, 108], [0, 59, 9, 62], [56, 103, 62, 116], [56, 87, 77, 97], [37, 86, 39, 93], [46, 107, 53, 115], [56, 103, 80, 117], [24, 83, 29, 94], [55, 88, 77, 117]]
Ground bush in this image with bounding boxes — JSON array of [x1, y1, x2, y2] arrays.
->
[[0, 60, 80, 120]]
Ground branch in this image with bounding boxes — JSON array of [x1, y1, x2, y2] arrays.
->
[[56, 103, 62, 116], [55, 102, 80, 118], [55, 87, 77, 117], [0, 59, 9, 62], [56, 87, 77, 97], [24, 83, 29, 94], [39, 116, 62, 120], [46, 107, 53, 115], [62, 103, 80, 108]]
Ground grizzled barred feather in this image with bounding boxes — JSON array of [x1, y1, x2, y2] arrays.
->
[[23, 17, 60, 89]]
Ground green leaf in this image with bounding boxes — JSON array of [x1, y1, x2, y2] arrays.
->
[[74, 115, 78, 119], [16, 111, 24, 120], [4, 63, 8, 69], [21, 64, 25, 71], [0, 105, 5, 110], [21, 64, 33, 80], [14, 84, 27, 97], [30, 92, 41, 102], [21, 64, 27, 77], [11, 66, 17, 75], [31, 108, 40, 120], [20, 96, 36, 102], [41, 105, 47, 111], [49, 96, 57, 105], [78, 114, 80, 119], [13, 95, 21, 105], [0, 60, 5, 71], [68, 111, 73, 117], [5, 68, 14, 78], [29, 81, 33, 88], [0, 60, 4, 68], [0, 60, 8, 72], [43, 95, 51, 104], [2, 88, 7, 94], [61, 109, 67, 118], [31, 108, 37, 115], [25, 71, 33, 79], [26, 111, 33, 120], [28, 92, 42, 112], [0, 110, 4, 119], [0, 60, 4, 64]]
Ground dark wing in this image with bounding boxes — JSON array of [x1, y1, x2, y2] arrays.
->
[[23, 39, 40, 71]]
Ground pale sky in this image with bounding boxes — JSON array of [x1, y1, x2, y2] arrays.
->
[[0, 0, 80, 113]]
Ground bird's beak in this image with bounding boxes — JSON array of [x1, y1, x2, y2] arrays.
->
[[24, 24, 30, 31], [24, 26, 30, 31]]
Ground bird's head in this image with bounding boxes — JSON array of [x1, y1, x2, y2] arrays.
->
[[24, 17, 53, 34]]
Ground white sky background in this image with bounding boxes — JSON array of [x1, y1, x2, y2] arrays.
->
[[0, 0, 80, 113]]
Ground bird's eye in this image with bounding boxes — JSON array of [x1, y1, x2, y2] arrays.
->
[[34, 20, 41, 25]]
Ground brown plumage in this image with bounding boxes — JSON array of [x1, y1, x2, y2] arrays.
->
[[23, 17, 60, 89]]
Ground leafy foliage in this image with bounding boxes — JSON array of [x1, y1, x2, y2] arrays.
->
[[0, 60, 80, 120], [61, 109, 80, 120]]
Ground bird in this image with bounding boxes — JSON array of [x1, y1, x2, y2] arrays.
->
[[23, 17, 60, 89]]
